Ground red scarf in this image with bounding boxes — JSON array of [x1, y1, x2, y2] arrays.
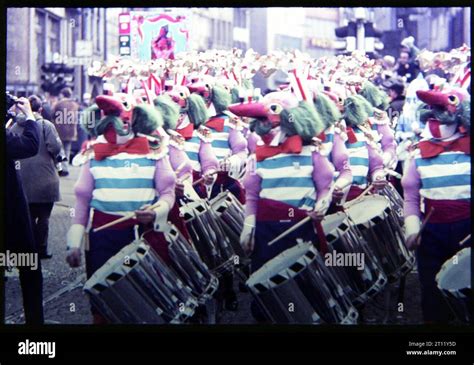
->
[[93, 137, 150, 161], [256, 135, 303, 162], [419, 135, 470, 159], [206, 117, 225, 132], [345, 126, 358, 144], [176, 123, 194, 140]]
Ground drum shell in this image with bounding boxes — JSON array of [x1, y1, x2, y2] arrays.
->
[[322, 212, 388, 306], [83, 240, 198, 323], [436, 248, 472, 323], [165, 225, 219, 303], [180, 200, 235, 271], [210, 191, 249, 263], [346, 196, 415, 282], [246, 242, 358, 324]]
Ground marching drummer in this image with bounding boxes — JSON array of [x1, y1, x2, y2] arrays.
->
[[187, 75, 249, 203], [310, 87, 353, 209], [402, 86, 471, 323], [164, 82, 219, 195], [165, 80, 241, 312], [231, 89, 335, 266], [328, 88, 388, 201], [65, 93, 176, 324]]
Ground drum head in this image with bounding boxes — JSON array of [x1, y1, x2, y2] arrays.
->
[[322, 212, 348, 234], [346, 195, 389, 225], [246, 241, 313, 290], [437, 247, 471, 291]]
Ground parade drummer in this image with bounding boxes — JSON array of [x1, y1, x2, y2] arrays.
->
[[164, 82, 219, 196], [65, 93, 176, 324], [402, 87, 471, 323], [187, 75, 248, 203], [310, 88, 353, 208], [359, 81, 398, 172], [165, 80, 239, 311], [230, 91, 335, 271], [333, 91, 388, 201]]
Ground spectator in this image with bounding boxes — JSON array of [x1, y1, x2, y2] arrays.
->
[[6, 97, 44, 324], [39, 98, 53, 121], [383, 77, 406, 115], [10, 95, 63, 259], [395, 50, 419, 83], [52, 87, 80, 176]]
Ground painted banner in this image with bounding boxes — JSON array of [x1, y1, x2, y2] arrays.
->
[[129, 11, 189, 61]]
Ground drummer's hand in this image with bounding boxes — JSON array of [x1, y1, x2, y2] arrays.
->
[[135, 205, 156, 225], [203, 171, 216, 185], [372, 175, 387, 191], [406, 234, 421, 251], [66, 248, 82, 268], [307, 209, 325, 222]]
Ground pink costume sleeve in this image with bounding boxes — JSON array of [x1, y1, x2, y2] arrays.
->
[[72, 162, 94, 226], [168, 145, 193, 180], [378, 123, 397, 160], [228, 128, 248, 162], [401, 158, 422, 218], [312, 151, 335, 201], [247, 132, 260, 154], [154, 157, 176, 209], [243, 155, 261, 217], [331, 133, 352, 182], [368, 143, 385, 178], [199, 141, 219, 174]]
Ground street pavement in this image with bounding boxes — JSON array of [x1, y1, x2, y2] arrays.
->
[[5, 165, 424, 325]]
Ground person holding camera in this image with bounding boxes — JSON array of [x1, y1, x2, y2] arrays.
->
[[10, 95, 63, 259], [5, 96, 44, 324]]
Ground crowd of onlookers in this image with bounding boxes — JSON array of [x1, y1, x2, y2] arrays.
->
[[5, 88, 90, 324]]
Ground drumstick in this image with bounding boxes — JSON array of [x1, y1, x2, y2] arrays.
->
[[268, 185, 336, 247], [192, 170, 219, 186], [411, 207, 435, 244], [343, 185, 373, 209], [459, 234, 471, 246], [384, 168, 402, 179], [268, 216, 311, 246], [93, 202, 162, 232]]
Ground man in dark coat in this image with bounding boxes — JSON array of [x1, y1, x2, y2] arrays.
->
[[5, 97, 44, 324], [52, 87, 80, 176]]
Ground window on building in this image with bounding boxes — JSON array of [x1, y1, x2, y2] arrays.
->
[[35, 10, 46, 69], [234, 8, 247, 28], [47, 15, 61, 60], [96, 10, 101, 52]]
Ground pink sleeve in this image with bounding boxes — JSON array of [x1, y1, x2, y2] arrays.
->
[[154, 157, 176, 209], [368, 144, 384, 177], [199, 141, 219, 174], [378, 124, 397, 159], [168, 145, 193, 180], [401, 158, 422, 218], [72, 162, 94, 226], [243, 155, 261, 216], [331, 133, 352, 182], [312, 151, 335, 199], [228, 128, 248, 161], [247, 132, 260, 154]]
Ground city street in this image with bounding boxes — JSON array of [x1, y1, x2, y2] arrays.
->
[[5, 164, 424, 325]]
